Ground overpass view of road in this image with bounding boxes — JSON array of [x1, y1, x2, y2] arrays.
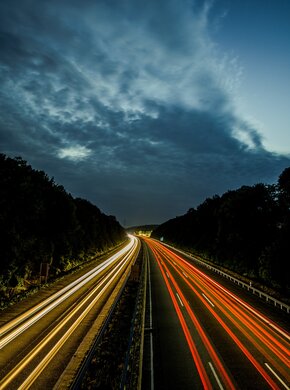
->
[[0, 235, 289, 389], [1, 1, 290, 388]]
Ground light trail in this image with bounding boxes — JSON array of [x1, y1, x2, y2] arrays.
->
[[0, 240, 132, 336], [149, 243, 235, 390], [160, 243, 289, 340], [188, 268, 290, 375], [155, 242, 290, 365], [0, 236, 139, 389], [159, 246, 290, 379], [146, 248, 154, 390], [156, 242, 287, 388], [152, 247, 213, 390], [153, 247, 236, 390], [145, 238, 289, 389], [165, 250, 289, 356], [265, 363, 290, 390], [22, 253, 131, 390], [0, 236, 136, 349], [0, 255, 127, 389]]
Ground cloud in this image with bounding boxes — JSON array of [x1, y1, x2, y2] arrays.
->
[[57, 145, 92, 161], [0, 0, 289, 225]]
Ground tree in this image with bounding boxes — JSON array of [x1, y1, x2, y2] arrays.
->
[[151, 168, 290, 294], [0, 154, 126, 294]]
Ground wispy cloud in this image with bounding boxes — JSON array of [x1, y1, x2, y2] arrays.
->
[[57, 145, 92, 161], [0, 0, 289, 224]]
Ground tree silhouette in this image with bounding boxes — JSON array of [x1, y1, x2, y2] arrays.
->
[[0, 154, 126, 295], [152, 168, 290, 295]]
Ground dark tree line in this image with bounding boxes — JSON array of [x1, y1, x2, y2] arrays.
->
[[152, 168, 290, 295], [0, 154, 126, 293]]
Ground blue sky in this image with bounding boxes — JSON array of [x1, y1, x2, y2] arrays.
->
[[0, 0, 289, 226], [211, 0, 290, 154]]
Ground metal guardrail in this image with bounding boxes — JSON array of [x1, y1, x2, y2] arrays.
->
[[70, 238, 141, 389], [163, 243, 290, 314], [120, 247, 146, 390]]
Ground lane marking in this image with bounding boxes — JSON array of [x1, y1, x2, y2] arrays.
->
[[176, 293, 184, 307], [265, 363, 289, 390], [147, 254, 154, 390], [150, 333, 154, 390], [182, 271, 188, 278], [156, 259, 212, 389], [208, 362, 224, 390], [202, 293, 215, 307], [178, 255, 289, 340], [166, 272, 170, 278]]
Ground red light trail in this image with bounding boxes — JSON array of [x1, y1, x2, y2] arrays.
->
[[144, 237, 290, 390]]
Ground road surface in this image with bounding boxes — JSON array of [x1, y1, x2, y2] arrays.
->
[[0, 235, 139, 389], [142, 237, 290, 390]]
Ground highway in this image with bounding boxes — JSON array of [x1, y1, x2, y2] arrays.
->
[[0, 235, 140, 389], [142, 238, 290, 390]]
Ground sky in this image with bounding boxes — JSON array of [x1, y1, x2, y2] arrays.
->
[[0, 0, 290, 226]]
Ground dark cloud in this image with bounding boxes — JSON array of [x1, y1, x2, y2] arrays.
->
[[0, 0, 289, 226]]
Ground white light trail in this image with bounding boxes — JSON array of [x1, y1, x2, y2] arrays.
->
[[0, 236, 139, 389], [0, 236, 136, 349], [264, 363, 290, 390]]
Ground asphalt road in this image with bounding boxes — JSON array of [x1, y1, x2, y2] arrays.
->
[[142, 238, 290, 390], [143, 243, 200, 390], [0, 236, 139, 389]]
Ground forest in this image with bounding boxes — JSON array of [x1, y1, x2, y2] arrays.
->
[[0, 154, 126, 300], [152, 168, 290, 298]]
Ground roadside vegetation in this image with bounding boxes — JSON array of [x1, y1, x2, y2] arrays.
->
[[152, 168, 290, 299], [79, 246, 144, 389], [0, 154, 126, 306]]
